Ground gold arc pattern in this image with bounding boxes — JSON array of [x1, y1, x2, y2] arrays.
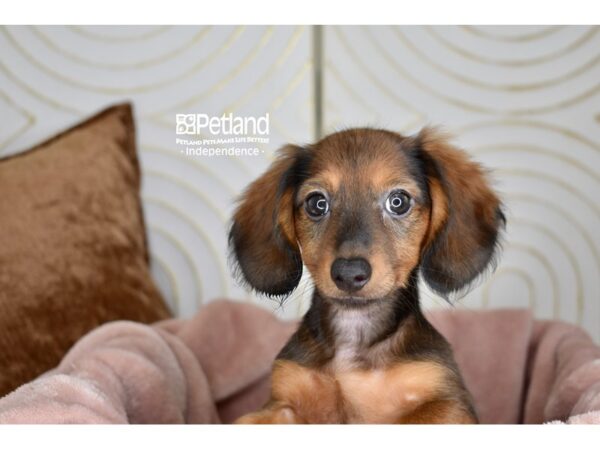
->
[[143, 196, 229, 298], [2, 26, 247, 95], [513, 220, 584, 321], [482, 267, 536, 311], [1, 26, 598, 337], [360, 26, 600, 116], [431, 26, 599, 67], [31, 26, 214, 71], [0, 89, 36, 152], [141, 145, 238, 195], [149, 225, 204, 311], [69, 25, 172, 42], [149, 252, 182, 315], [393, 27, 600, 92], [462, 25, 563, 42], [224, 26, 305, 114]]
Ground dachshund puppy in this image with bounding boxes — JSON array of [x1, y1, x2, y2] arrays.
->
[[229, 127, 505, 424]]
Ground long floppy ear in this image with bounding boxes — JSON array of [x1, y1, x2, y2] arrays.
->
[[416, 128, 505, 296], [229, 145, 311, 297]]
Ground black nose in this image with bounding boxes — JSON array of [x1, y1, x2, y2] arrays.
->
[[331, 258, 372, 293]]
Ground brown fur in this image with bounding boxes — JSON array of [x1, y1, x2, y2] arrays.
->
[[236, 358, 475, 424], [229, 127, 504, 424], [417, 130, 505, 294]]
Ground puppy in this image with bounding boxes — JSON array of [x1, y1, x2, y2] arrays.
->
[[229, 127, 505, 424]]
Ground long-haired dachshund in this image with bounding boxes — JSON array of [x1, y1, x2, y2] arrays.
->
[[229, 127, 505, 424]]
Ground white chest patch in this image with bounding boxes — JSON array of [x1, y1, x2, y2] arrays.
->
[[331, 308, 380, 368]]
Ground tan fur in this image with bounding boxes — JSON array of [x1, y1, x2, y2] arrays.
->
[[277, 189, 297, 245], [236, 360, 465, 424], [422, 177, 449, 251], [397, 399, 477, 424], [418, 128, 503, 292], [295, 141, 431, 300], [234, 145, 299, 252], [230, 145, 305, 294]]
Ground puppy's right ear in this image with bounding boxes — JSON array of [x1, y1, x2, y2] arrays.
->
[[229, 145, 311, 297], [415, 128, 505, 296]]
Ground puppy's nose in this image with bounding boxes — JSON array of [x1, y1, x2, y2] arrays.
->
[[331, 258, 372, 293]]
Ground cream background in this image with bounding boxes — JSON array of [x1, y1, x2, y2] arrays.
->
[[1, 26, 599, 339]]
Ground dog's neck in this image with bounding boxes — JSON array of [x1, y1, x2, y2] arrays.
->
[[279, 270, 430, 369], [329, 294, 415, 351]]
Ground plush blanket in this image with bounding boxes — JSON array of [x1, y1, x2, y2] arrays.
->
[[0, 300, 599, 424]]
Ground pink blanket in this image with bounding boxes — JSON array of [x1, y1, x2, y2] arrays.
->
[[0, 300, 599, 424]]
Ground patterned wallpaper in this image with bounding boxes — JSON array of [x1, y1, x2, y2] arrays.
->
[[1, 26, 599, 339]]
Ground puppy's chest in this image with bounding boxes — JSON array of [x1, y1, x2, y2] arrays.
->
[[339, 365, 443, 423], [329, 310, 442, 422], [273, 359, 446, 424]]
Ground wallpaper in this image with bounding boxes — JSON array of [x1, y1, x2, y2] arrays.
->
[[1, 25, 599, 339]]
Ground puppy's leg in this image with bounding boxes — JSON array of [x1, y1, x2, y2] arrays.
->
[[397, 399, 478, 424], [234, 403, 302, 424]]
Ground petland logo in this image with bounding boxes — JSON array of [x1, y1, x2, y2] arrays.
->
[[175, 113, 270, 157], [175, 113, 270, 136]]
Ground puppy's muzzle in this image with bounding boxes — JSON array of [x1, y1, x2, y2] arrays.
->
[[331, 258, 372, 293]]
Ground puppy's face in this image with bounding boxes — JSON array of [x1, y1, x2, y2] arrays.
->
[[294, 130, 431, 301], [230, 127, 504, 303]]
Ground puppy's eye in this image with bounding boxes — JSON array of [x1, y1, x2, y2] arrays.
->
[[305, 193, 329, 219], [385, 191, 412, 216]]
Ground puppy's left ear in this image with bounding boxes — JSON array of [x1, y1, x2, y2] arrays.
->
[[229, 145, 310, 297], [416, 128, 505, 296]]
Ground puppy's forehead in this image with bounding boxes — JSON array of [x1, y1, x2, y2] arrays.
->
[[309, 129, 419, 192]]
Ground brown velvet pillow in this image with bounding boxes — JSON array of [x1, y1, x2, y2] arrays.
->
[[0, 103, 171, 397]]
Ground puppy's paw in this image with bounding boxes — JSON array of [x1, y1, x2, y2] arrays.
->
[[234, 406, 301, 424]]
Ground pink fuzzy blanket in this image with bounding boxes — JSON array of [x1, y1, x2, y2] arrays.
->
[[0, 300, 599, 424]]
